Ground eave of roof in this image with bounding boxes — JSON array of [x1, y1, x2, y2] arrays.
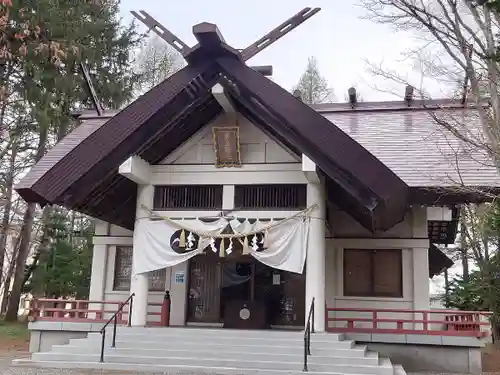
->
[[429, 244, 454, 278], [217, 57, 409, 231], [16, 62, 219, 199], [312, 98, 489, 113]]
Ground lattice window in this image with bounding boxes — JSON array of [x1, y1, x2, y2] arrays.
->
[[149, 269, 167, 291], [154, 185, 223, 210], [113, 246, 166, 292], [113, 247, 133, 291], [234, 184, 307, 210], [428, 221, 452, 244], [343, 249, 402, 298]]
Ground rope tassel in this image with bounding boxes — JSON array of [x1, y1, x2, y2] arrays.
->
[[219, 239, 225, 257], [210, 237, 217, 252], [263, 229, 270, 249], [242, 236, 250, 254], [179, 229, 186, 248], [252, 234, 259, 251]]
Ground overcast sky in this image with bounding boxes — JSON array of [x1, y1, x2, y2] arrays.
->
[[119, 0, 452, 102]]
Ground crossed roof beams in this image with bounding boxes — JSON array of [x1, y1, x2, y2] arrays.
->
[[131, 7, 321, 74]]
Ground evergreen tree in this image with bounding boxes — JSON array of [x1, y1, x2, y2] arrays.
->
[[292, 56, 335, 104], [4, 0, 142, 321], [25, 211, 93, 299]]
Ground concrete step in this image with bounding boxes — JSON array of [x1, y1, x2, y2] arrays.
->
[[46, 346, 380, 366], [89, 330, 345, 342], [31, 352, 394, 375], [85, 332, 356, 349], [60, 340, 368, 357], [114, 327, 338, 339], [394, 364, 407, 375], [12, 358, 378, 375]]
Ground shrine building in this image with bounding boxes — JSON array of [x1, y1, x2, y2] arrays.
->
[[12, 8, 499, 375]]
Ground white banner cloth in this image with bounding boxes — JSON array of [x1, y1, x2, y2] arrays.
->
[[132, 216, 310, 275]]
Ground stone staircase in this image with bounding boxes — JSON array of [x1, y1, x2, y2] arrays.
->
[[13, 327, 407, 375]]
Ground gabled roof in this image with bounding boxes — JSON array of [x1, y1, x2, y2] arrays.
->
[[15, 22, 409, 231]]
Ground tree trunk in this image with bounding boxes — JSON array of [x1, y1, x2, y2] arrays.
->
[[4, 204, 36, 321], [0, 140, 17, 286], [461, 248, 469, 283], [24, 116, 69, 297], [460, 217, 469, 283], [444, 268, 450, 308], [4, 128, 47, 321], [0, 234, 19, 313], [24, 206, 52, 297]]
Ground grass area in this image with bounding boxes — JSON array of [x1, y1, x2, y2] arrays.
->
[[0, 317, 29, 352], [0, 319, 29, 340]]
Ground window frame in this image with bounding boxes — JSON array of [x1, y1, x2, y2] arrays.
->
[[153, 185, 223, 210], [343, 248, 403, 298], [234, 184, 307, 210], [113, 246, 133, 292], [113, 246, 167, 292]]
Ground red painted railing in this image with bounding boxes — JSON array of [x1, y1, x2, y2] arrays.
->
[[28, 298, 164, 326], [325, 307, 492, 338]]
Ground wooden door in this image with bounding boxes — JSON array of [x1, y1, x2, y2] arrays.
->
[[187, 256, 221, 322], [280, 271, 306, 326]]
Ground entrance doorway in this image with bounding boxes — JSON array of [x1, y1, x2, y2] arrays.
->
[[187, 254, 305, 327]]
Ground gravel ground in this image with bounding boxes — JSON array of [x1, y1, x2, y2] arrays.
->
[[0, 353, 234, 375], [2, 370, 232, 375], [0, 353, 496, 375]]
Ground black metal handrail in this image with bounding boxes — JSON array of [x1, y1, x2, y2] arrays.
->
[[303, 297, 315, 372], [99, 293, 135, 363]]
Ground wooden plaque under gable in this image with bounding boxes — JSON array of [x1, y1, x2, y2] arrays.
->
[[212, 126, 241, 168]]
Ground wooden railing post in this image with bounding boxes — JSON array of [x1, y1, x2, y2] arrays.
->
[[29, 298, 38, 321], [372, 310, 377, 329], [118, 310, 123, 324], [57, 301, 66, 318], [97, 303, 104, 320], [324, 302, 328, 331]]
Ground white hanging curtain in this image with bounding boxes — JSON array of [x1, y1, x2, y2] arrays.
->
[[132, 218, 226, 275], [132, 211, 312, 276], [229, 217, 309, 274]]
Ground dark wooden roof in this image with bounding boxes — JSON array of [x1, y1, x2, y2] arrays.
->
[[15, 22, 409, 231], [217, 58, 408, 230], [429, 244, 454, 278]]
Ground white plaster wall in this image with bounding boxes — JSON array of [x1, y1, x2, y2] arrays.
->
[[160, 113, 300, 165], [109, 225, 133, 236], [325, 206, 430, 331]]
